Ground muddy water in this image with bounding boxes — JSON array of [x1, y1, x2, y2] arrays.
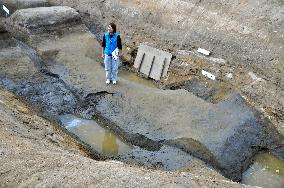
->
[[242, 152, 284, 188], [59, 114, 132, 156], [119, 69, 156, 88]]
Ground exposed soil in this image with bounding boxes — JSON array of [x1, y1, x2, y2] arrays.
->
[[0, 0, 283, 187]]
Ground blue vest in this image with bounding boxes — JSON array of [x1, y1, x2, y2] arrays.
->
[[104, 32, 118, 55]]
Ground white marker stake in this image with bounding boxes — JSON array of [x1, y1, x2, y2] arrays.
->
[[197, 48, 210, 56], [202, 70, 215, 80], [3, 5, 9, 17]]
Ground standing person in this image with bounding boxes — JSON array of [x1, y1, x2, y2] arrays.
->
[[101, 23, 122, 85]]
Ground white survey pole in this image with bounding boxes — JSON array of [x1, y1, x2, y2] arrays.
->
[[2, 5, 9, 17]]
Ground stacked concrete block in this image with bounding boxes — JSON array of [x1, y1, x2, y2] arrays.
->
[[134, 44, 172, 80]]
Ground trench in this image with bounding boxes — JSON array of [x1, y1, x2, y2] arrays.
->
[[1, 39, 211, 172], [1, 13, 284, 186]]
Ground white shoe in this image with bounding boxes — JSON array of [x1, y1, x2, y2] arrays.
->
[[106, 79, 110, 84], [112, 80, 117, 85]]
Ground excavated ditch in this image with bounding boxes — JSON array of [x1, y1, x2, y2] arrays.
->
[[80, 86, 284, 181], [0, 40, 210, 173], [1, 39, 284, 183], [1, 7, 284, 185]]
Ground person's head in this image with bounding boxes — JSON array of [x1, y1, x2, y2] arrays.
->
[[107, 23, 116, 34]]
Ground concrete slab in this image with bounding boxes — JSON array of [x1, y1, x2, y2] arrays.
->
[[134, 44, 172, 80]]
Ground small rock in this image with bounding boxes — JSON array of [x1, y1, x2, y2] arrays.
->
[[226, 73, 233, 79], [17, 105, 29, 114], [248, 72, 263, 82], [202, 70, 215, 80], [23, 120, 30, 124]]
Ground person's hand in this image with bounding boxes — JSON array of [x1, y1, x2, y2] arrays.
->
[[101, 54, 104, 59]]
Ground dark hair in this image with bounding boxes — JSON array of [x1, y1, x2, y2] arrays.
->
[[109, 23, 116, 33]]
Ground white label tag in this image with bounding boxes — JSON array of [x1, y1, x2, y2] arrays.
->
[[197, 48, 210, 56], [202, 70, 215, 80]]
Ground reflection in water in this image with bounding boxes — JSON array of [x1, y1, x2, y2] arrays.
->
[[242, 152, 284, 188], [59, 114, 132, 156], [102, 130, 118, 156]]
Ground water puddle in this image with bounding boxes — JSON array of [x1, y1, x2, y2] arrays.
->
[[242, 152, 284, 188], [59, 114, 132, 156], [119, 69, 156, 88]]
